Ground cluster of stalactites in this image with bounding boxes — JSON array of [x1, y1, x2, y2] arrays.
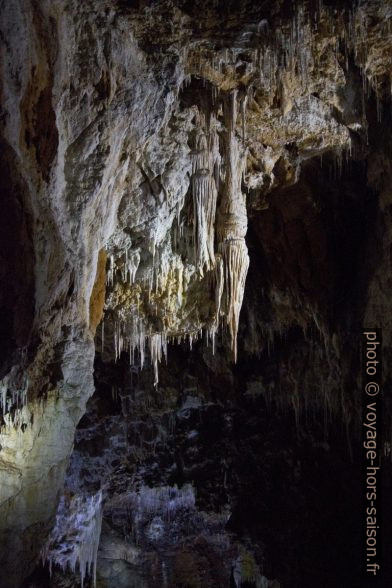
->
[[106, 249, 140, 288], [188, 97, 249, 362], [189, 2, 392, 124], [215, 91, 249, 362], [113, 315, 212, 387], [107, 93, 250, 382], [191, 113, 221, 275], [43, 491, 103, 588], [126, 484, 196, 521], [107, 250, 189, 386], [0, 367, 29, 428], [114, 317, 168, 387]]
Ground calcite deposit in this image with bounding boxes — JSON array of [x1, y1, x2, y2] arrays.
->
[[0, 0, 392, 586]]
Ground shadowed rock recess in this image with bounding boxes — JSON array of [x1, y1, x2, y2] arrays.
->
[[1, 0, 392, 586]]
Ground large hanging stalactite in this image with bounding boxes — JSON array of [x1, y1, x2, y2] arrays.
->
[[191, 113, 220, 275], [216, 91, 249, 361]]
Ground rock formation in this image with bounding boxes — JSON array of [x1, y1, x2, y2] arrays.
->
[[0, 0, 391, 586]]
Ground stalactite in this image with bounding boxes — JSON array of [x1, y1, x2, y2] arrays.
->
[[241, 95, 248, 142], [190, 115, 220, 275], [219, 240, 249, 361], [209, 253, 224, 354], [149, 333, 167, 386], [126, 316, 146, 369], [43, 491, 103, 588], [107, 254, 115, 286], [0, 369, 29, 424], [216, 91, 249, 361], [127, 250, 140, 284], [111, 94, 250, 373], [105, 0, 386, 376], [125, 484, 196, 524]]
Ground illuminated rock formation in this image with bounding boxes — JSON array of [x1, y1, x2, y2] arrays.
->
[[217, 91, 249, 361], [1, 1, 392, 586]]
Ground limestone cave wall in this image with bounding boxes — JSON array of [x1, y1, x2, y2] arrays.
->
[[0, 1, 392, 587]]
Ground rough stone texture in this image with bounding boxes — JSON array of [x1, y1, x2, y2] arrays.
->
[[89, 249, 108, 333], [0, 1, 392, 586]]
